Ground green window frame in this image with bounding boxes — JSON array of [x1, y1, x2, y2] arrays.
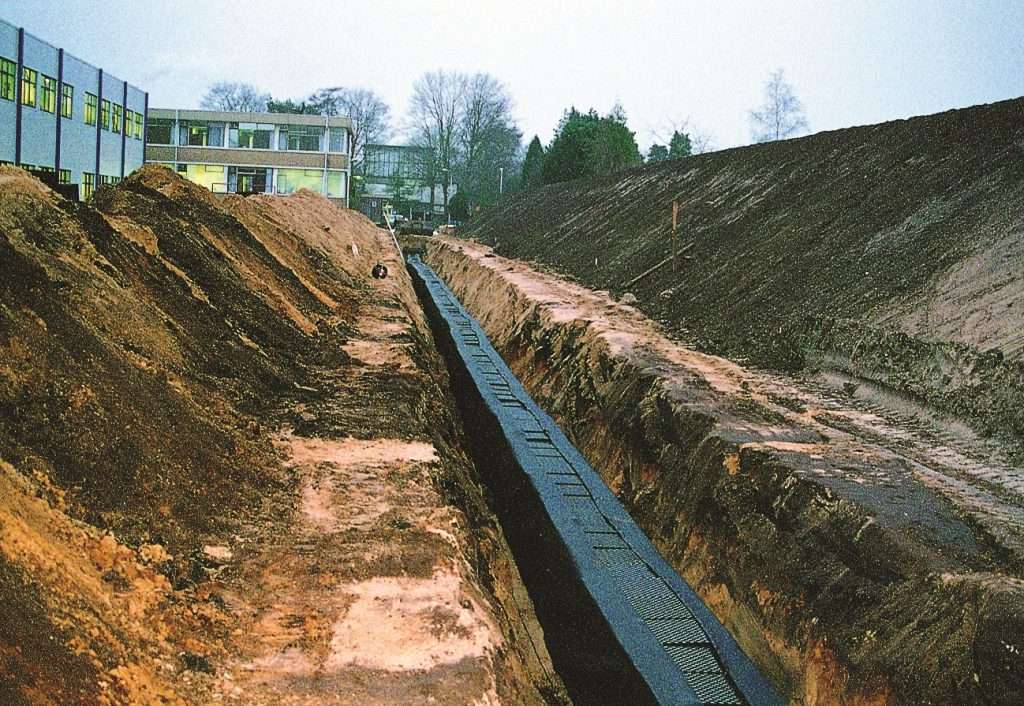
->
[[84, 93, 97, 125], [0, 58, 15, 101], [40, 74, 56, 113], [133, 111, 143, 139], [112, 103, 122, 134], [61, 83, 73, 118], [20, 66, 37, 107], [100, 99, 110, 130], [58, 169, 71, 184]]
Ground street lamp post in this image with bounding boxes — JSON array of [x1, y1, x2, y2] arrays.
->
[[441, 167, 452, 224], [499, 166, 504, 195]]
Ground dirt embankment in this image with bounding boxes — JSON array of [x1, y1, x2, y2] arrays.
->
[[0, 166, 565, 704], [423, 238, 1024, 706], [462, 97, 1024, 453]]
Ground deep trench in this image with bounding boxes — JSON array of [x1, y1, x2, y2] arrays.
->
[[407, 255, 783, 706]]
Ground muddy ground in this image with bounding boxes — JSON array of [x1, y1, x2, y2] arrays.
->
[[422, 237, 1024, 706], [463, 97, 1024, 456], [0, 166, 567, 705]]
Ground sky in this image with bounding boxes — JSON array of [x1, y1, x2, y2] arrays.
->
[[3, 0, 1022, 153]]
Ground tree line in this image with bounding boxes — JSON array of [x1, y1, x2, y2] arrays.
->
[[200, 67, 808, 215]]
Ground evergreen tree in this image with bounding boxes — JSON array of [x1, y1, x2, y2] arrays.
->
[[521, 136, 545, 189], [647, 144, 669, 162], [668, 130, 692, 158], [586, 104, 642, 174], [542, 108, 601, 184]]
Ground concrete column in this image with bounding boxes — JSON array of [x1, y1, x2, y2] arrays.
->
[[14, 27, 23, 165], [55, 48, 63, 174], [94, 68, 102, 179]]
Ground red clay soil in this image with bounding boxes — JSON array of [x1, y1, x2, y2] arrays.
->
[[0, 166, 567, 705]]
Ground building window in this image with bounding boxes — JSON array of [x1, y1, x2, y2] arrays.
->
[[81, 172, 95, 200], [100, 99, 111, 130], [229, 122, 273, 149], [179, 121, 223, 147], [1, 58, 17, 101], [133, 111, 143, 139], [329, 128, 348, 153], [40, 75, 56, 113], [84, 93, 97, 125], [112, 103, 122, 134], [279, 125, 324, 152], [20, 67, 37, 107], [58, 169, 71, 184], [147, 118, 173, 144], [61, 83, 73, 118]]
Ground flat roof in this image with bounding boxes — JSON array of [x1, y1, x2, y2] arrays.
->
[[150, 108, 352, 129]]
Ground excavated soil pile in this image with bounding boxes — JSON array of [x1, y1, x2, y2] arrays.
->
[[463, 98, 1024, 452], [423, 238, 1024, 706], [0, 166, 565, 705]]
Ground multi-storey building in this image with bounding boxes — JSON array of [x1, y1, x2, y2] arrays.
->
[[1, 17, 147, 199], [358, 143, 455, 224], [145, 109, 353, 207]]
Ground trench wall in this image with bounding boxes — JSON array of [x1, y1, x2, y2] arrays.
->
[[423, 239, 1024, 706]]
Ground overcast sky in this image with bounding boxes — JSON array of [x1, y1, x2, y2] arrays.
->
[[4, 0, 1022, 152]]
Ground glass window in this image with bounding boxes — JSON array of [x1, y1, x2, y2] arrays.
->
[[326, 170, 346, 198], [146, 118, 173, 144], [20, 67, 36, 107], [329, 128, 347, 153], [279, 125, 324, 152], [229, 122, 273, 149], [84, 93, 97, 125], [112, 104, 123, 134], [179, 121, 222, 146], [61, 83, 73, 118], [100, 99, 110, 130], [58, 169, 71, 184], [0, 58, 15, 101], [40, 75, 56, 113], [134, 111, 143, 139], [81, 172, 95, 200]]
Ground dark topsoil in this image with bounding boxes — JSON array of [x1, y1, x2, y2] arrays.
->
[[464, 98, 1024, 450]]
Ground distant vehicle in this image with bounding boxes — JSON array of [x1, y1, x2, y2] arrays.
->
[[398, 220, 435, 236]]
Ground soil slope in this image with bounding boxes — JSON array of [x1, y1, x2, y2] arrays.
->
[[0, 166, 565, 705], [423, 238, 1024, 706], [463, 98, 1024, 450]]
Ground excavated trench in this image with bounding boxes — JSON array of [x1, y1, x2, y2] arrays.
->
[[410, 237, 1024, 706], [407, 255, 781, 706]]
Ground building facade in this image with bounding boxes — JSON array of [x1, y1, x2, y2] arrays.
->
[[1, 18, 147, 199], [145, 109, 352, 207], [358, 143, 455, 224]]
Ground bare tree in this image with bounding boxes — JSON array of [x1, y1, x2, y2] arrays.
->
[[652, 116, 717, 155], [457, 73, 521, 207], [749, 69, 808, 143], [458, 74, 512, 168], [200, 81, 270, 112], [407, 70, 465, 214], [309, 87, 391, 162]]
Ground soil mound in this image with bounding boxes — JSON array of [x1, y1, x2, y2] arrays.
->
[[1, 166, 560, 704], [464, 98, 1024, 449]]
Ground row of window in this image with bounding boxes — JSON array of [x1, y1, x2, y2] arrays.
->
[[147, 119, 348, 153], [79, 173, 122, 200], [0, 163, 116, 198], [1, 56, 143, 139]]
